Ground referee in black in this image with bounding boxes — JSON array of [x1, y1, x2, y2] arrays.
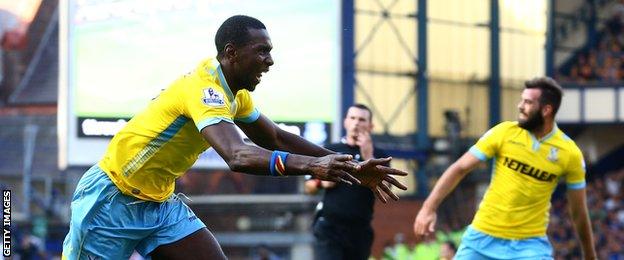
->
[[305, 104, 389, 260]]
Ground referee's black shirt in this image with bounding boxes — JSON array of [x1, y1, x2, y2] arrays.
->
[[319, 142, 388, 225]]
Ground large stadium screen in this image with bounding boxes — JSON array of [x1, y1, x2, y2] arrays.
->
[[59, 0, 341, 169]]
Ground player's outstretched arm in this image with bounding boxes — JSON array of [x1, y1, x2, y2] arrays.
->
[[413, 152, 481, 237], [237, 114, 407, 201], [566, 188, 597, 260], [202, 121, 360, 184], [236, 114, 335, 157]]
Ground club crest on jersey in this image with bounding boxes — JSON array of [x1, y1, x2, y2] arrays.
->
[[202, 88, 225, 107], [548, 147, 559, 162]]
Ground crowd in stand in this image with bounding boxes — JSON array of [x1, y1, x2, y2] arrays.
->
[[550, 4, 624, 256], [559, 2, 624, 83], [549, 168, 624, 259]]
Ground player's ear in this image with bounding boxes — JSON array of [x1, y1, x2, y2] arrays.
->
[[224, 43, 237, 60], [542, 104, 553, 117]]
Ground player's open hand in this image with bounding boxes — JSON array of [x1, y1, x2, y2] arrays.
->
[[413, 206, 437, 237], [355, 157, 408, 203], [309, 154, 361, 185]]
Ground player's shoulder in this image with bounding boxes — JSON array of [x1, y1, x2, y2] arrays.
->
[[235, 89, 252, 100], [177, 58, 221, 87], [496, 121, 519, 129], [167, 78, 222, 103], [486, 121, 519, 132], [497, 121, 526, 136], [553, 128, 583, 155], [195, 58, 220, 78], [170, 70, 216, 91], [176, 68, 225, 97], [481, 121, 518, 139]]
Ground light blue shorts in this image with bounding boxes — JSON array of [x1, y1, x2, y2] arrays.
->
[[455, 226, 553, 260], [62, 165, 206, 260]]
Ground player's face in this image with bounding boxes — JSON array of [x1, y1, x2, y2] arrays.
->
[[233, 28, 274, 91], [517, 88, 545, 131], [343, 107, 373, 140]]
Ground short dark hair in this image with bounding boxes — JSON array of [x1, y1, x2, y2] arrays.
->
[[349, 103, 373, 121], [215, 15, 266, 59], [524, 77, 563, 115]]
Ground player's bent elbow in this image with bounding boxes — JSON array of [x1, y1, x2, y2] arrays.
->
[[222, 149, 244, 172], [226, 159, 245, 173], [225, 154, 249, 173], [224, 148, 257, 173]]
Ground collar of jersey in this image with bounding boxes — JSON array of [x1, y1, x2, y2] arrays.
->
[[210, 59, 235, 102], [528, 123, 558, 151]]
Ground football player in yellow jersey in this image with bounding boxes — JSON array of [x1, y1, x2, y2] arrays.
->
[[62, 15, 408, 260], [413, 77, 596, 259]]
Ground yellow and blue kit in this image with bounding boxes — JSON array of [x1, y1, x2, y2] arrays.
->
[[63, 58, 260, 259], [99, 58, 259, 202], [457, 121, 585, 259]]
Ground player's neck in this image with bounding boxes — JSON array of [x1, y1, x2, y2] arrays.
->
[[218, 59, 244, 94], [531, 120, 554, 140]]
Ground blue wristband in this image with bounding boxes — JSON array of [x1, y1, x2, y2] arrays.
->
[[269, 150, 289, 176]]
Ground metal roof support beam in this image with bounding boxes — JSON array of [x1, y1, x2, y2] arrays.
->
[[489, 0, 501, 127], [341, 0, 355, 137]]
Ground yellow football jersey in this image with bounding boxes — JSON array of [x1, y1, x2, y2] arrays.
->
[[99, 58, 259, 202], [469, 121, 586, 239]]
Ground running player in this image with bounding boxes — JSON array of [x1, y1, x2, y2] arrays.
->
[[62, 15, 407, 260], [413, 77, 596, 259]]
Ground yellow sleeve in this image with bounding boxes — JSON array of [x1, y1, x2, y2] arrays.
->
[[233, 90, 260, 123], [565, 147, 586, 190], [468, 122, 512, 161], [182, 81, 234, 131]]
